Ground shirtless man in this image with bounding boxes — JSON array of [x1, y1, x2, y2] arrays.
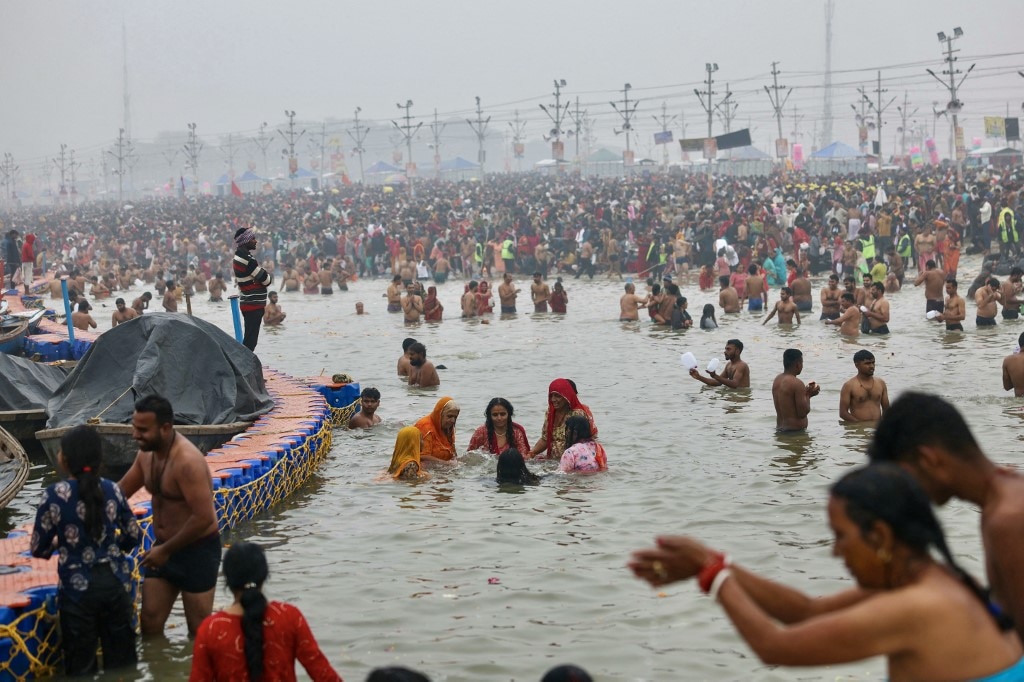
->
[[975, 278, 1002, 327], [868, 392, 1024, 642], [915, 225, 936, 271], [857, 273, 874, 309], [71, 300, 97, 331], [935, 279, 966, 331], [90, 276, 110, 299], [406, 342, 440, 388], [397, 337, 416, 377], [820, 273, 841, 320], [162, 281, 178, 313], [132, 292, 152, 316], [118, 395, 220, 636], [1003, 332, 1024, 397], [461, 281, 478, 318], [348, 387, 383, 428], [914, 260, 947, 314], [433, 255, 450, 284], [281, 264, 300, 292], [498, 272, 519, 314], [402, 284, 423, 323], [263, 291, 286, 325], [744, 263, 767, 312], [207, 274, 225, 302], [111, 297, 139, 327], [386, 275, 403, 313], [619, 282, 648, 321], [790, 268, 812, 313], [762, 287, 800, 325], [317, 260, 335, 295], [863, 282, 890, 334], [718, 276, 740, 314], [1000, 267, 1023, 320], [689, 338, 750, 389], [839, 349, 889, 423], [825, 292, 861, 336], [771, 348, 820, 431], [531, 272, 550, 312]]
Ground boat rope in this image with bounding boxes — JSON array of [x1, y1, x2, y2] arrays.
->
[[87, 385, 136, 424]]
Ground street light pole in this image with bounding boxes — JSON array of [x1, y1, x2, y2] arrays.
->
[[610, 82, 639, 171], [539, 78, 570, 171], [393, 100, 422, 196], [927, 27, 974, 185], [467, 96, 491, 183], [183, 122, 203, 197], [278, 110, 304, 190], [347, 108, 369, 184]]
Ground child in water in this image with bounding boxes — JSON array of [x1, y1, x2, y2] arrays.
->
[[30, 425, 143, 676]]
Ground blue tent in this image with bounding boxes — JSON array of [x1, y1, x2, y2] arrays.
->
[[439, 157, 479, 172], [215, 170, 266, 186], [725, 145, 772, 160], [292, 167, 316, 178], [366, 161, 402, 174], [811, 142, 863, 159]]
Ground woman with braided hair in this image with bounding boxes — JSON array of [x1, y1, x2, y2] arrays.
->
[[630, 464, 1024, 681], [190, 542, 341, 681]]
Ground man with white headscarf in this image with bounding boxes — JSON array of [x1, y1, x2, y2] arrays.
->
[[232, 227, 273, 352]]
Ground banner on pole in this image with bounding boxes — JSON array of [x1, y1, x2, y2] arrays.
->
[[703, 139, 718, 160], [654, 131, 674, 145], [984, 116, 1006, 138], [775, 138, 789, 159]]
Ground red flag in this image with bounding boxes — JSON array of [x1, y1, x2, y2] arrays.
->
[[341, 172, 352, 186], [230, 180, 243, 198]]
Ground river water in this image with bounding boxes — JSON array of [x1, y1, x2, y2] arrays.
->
[[4, 253, 1023, 681]]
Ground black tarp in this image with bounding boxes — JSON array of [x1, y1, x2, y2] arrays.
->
[[46, 313, 273, 429], [0, 354, 72, 411]]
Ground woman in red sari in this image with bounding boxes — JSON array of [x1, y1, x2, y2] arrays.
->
[[467, 398, 531, 455], [475, 281, 494, 315], [527, 379, 598, 460], [414, 396, 460, 462], [423, 286, 443, 322]]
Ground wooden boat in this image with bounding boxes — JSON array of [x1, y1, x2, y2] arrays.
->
[[35, 421, 253, 475], [0, 318, 29, 355], [0, 425, 30, 509], [0, 409, 48, 444]]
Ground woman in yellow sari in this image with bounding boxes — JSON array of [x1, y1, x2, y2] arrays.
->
[[387, 426, 428, 481], [414, 396, 460, 462]]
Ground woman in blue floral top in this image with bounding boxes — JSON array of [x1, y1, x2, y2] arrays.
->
[[30, 425, 143, 676]]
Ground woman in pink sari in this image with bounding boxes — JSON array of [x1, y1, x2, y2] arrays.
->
[[559, 415, 607, 473]]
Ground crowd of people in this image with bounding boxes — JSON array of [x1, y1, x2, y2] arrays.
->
[[7, 163, 1024, 679]]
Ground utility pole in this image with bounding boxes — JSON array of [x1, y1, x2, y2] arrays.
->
[[69, 149, 80, 205], [183, 122, 203, 197], [927, 27, 975, 185], [714, 83, 738, 134], [539, 79, 570, 168], [567, 97, 586, 169], [694, 63, 719, 140], [347, 108, 369, 184], [279, 110, 304, 189], [764, 62, 792, 160], [870, 70, 897, 161], [393, 100, 422, 195], [680, 108, 689, 161], [790, 104, 805, 143], [429, 109, 446, 179], [305, 123, 328, 190], [508, 109, 527, 173], [467, 96, 491, 182], [610, 82, 639, 170], [106, 128, 129, 202], [221, 132, 242, 183], [852, 88, 874, 154], [897, 92, 918, 165], [54, 144, 70, 203], [0, 153, 18, 206], [820, 0, 835, 149], [653, 102, 678, 171], [252, 122, 274, 179]]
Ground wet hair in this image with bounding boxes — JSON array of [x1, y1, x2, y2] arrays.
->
[[77, 300, 90, 312], [853, 349, 874, 363], [926, 259, 936, 269], [747, 263, 758, 275], [988, 277, 1000, 289], [841, 292, 855, 303], [782, 348, 802, 370], [484, 398, 516, 451], [409, 341, 426, 357], [366, 667, 432, 682], [360, 387, 381, 400], [832, 464, 1012, 631], [726, 338, 743, 352], [60, 425, 105, 541], [780, 286, 792, 296], [142, 292, 152, 301], [1012, 267, 1023, 277], [843, 275, 855, 284], [541, 665, 594, 682], [115, 297, 125, 306], [134, 395, 174, 425], [496, 448, 539, 485], [700, 304, 716, 325], [651, 283, 661, 295], [946, 279, 958, 289], [871, 282, 884, 293], [223, 542, 270, 680], [719, 275, 730, 287], [563, 415, 592, 449], [402, 337, 417, 352], [868, 392, 982, 464]]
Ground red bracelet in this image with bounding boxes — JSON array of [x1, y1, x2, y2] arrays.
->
[[697, 552, 726, 594]]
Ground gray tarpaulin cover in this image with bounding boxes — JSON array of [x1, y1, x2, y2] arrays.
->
[[45, 313, 273, 429], [0, 354, 72, 411]]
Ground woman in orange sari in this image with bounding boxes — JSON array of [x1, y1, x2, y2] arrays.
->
[[414, 396, 460, 462], [527, 379, 598, 460]]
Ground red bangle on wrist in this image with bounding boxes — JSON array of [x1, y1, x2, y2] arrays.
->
[[697, 552, 726, 594]]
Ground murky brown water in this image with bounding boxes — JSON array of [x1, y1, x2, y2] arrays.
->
[[4, 252, 1023, 681]]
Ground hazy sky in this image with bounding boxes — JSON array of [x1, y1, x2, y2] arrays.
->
[[2, 0, 1022, 175]]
